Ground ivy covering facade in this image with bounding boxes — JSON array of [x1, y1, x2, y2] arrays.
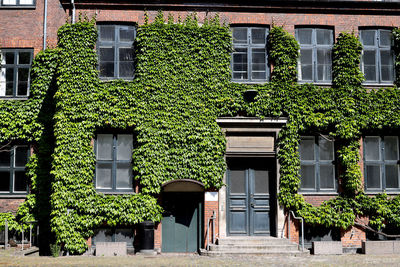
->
[[2, 13, 400, 253]]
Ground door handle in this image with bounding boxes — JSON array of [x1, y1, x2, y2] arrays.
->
[[251, 203, 255, 208]]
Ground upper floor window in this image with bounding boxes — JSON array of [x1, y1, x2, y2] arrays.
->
[[360, 29, 394, 84], [296, 28, 333, 83], [299, 136, 336, 192], [1, 0, 35, 7], [364, 136, 399, 191], [0, 49, 33, 97], [97, 24, 135, 80], [0, 145, 30, 194], [95, 134, 134, 192], [231, 27, 269, 83]]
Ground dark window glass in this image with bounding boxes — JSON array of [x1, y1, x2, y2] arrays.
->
[[95, 134, 134, 192], [296, 28, 333, 83], [0, 145, 29, 194], [230, 170, 245, 194], [231, 27, 269, 82], [0, 49, 33, 97], [364, 136, 400, 191], [299, 136, 336, 192], [97, 25, 135, 79], [360, 29, 394, 84]]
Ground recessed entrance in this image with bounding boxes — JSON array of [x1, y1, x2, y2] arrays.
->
[[161, 180, 204, 252], [227, 157, 276, 236]]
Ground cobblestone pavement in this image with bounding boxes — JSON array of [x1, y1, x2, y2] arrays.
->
[[1, 250, 400, 267]]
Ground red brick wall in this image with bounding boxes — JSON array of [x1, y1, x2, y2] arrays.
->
[[303, 195, 337, 207], [204, 193, 218, 248], [73, 9, 400, 38], [341, 216, 368, 247], [0, 198, 25, 213], [285, 212, 300, 244], [0, 0, 66, 54], [154, 222, 161, 251]]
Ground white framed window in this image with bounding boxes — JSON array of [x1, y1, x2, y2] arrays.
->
[[231, 27, 269, 83], [360, 29, 394, 84], [296, 28, 334, 83], [0, 145, 30, 194]]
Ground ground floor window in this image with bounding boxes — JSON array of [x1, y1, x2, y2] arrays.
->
[[92, 228, 134, 248]]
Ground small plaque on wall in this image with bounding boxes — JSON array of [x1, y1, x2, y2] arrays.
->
[[205, 192, 218, 201]]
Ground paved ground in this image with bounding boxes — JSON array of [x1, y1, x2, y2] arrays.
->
[[1, 249, 400, 267]]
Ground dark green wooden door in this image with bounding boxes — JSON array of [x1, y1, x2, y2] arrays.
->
[[227, 158, 275, 236], [162, 192, 202, 252]]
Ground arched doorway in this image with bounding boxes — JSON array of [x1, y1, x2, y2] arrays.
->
[[161, 179, 204, 252]]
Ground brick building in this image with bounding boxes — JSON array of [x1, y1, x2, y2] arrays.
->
[[1, 0, 400, 255]]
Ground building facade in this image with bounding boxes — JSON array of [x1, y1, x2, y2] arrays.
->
[[1, 0, 400, 254]]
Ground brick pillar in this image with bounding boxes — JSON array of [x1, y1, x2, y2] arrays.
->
[[285, 213, 300, 244], [204, 191, 219, 248], [154, 221, 162, 252], [341, 216, 368, 248]]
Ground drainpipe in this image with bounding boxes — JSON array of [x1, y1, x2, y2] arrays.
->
[[71, 0, 76, 24], [43, 0, 48, 50]]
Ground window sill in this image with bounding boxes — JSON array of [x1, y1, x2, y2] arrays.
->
[[365, 191, 400, 195], [231, 80, 268, 85], [298, 191, 338, 195], [0, 194, 28, 199], [99, 78, 134, 82], [298, 81, 332, 86], [0, 97, 29, 100], [0, 5, 35, 9], [96, 191, 135, 195], [363, 83, 395, 88]]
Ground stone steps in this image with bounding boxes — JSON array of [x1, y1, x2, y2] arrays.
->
[[201, 237, 309, 257]]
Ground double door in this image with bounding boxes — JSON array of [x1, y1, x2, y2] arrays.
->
[[227, 157, 275, 236]]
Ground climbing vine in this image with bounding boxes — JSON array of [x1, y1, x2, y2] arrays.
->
[[2, 12, 400, 254]]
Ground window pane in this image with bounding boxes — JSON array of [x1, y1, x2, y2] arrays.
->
[[100, 62, 114, 78], [365, 137, 380, 161], [96, 162, 112, 189], [320, 165, 334, 189], [230, 170, 245, 194], [384, 136, 398, 161], [116, 162, 132, 189], [254, 170, 269, 194], [19, 0, 34, 4], [117, 134, 133, 161], [14, 171, 27, 192], [380, 30, 392, 47], [5, 52, 15, 64], [100, 47, 115, 62], [119, 48, 134, 62], [317, 49, 332, 81], [251, 48, 266, 80], [233, 48, 248, 80], [385, 165, 399, 189], [0, 171, 10, 191], [5, 68, 14, 96], [233, 28, 247, 44], [115, 228, 134, 247], [300, 165, 315, 189], [298, 29, 312, 45], [300, 49, 313, 81], [15, 146, 28, 167], [17, 68, 29, 96], [251, 28, 266, 44], [119, 62, 134, 78], [361, 30, 376, 46], [380, 50, 394, 82], [316, 29, 333, 45], [18, 52, 31, 64], [97, 134, 113, 160], [0, 149, 10, 167], [300, 137, 314, 160], [2, 0, 16, 5], [100, 26, 115, 42], [319, 138, 334, 161], [119, 27, 135, 42], [366, 165, 381, 189]]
